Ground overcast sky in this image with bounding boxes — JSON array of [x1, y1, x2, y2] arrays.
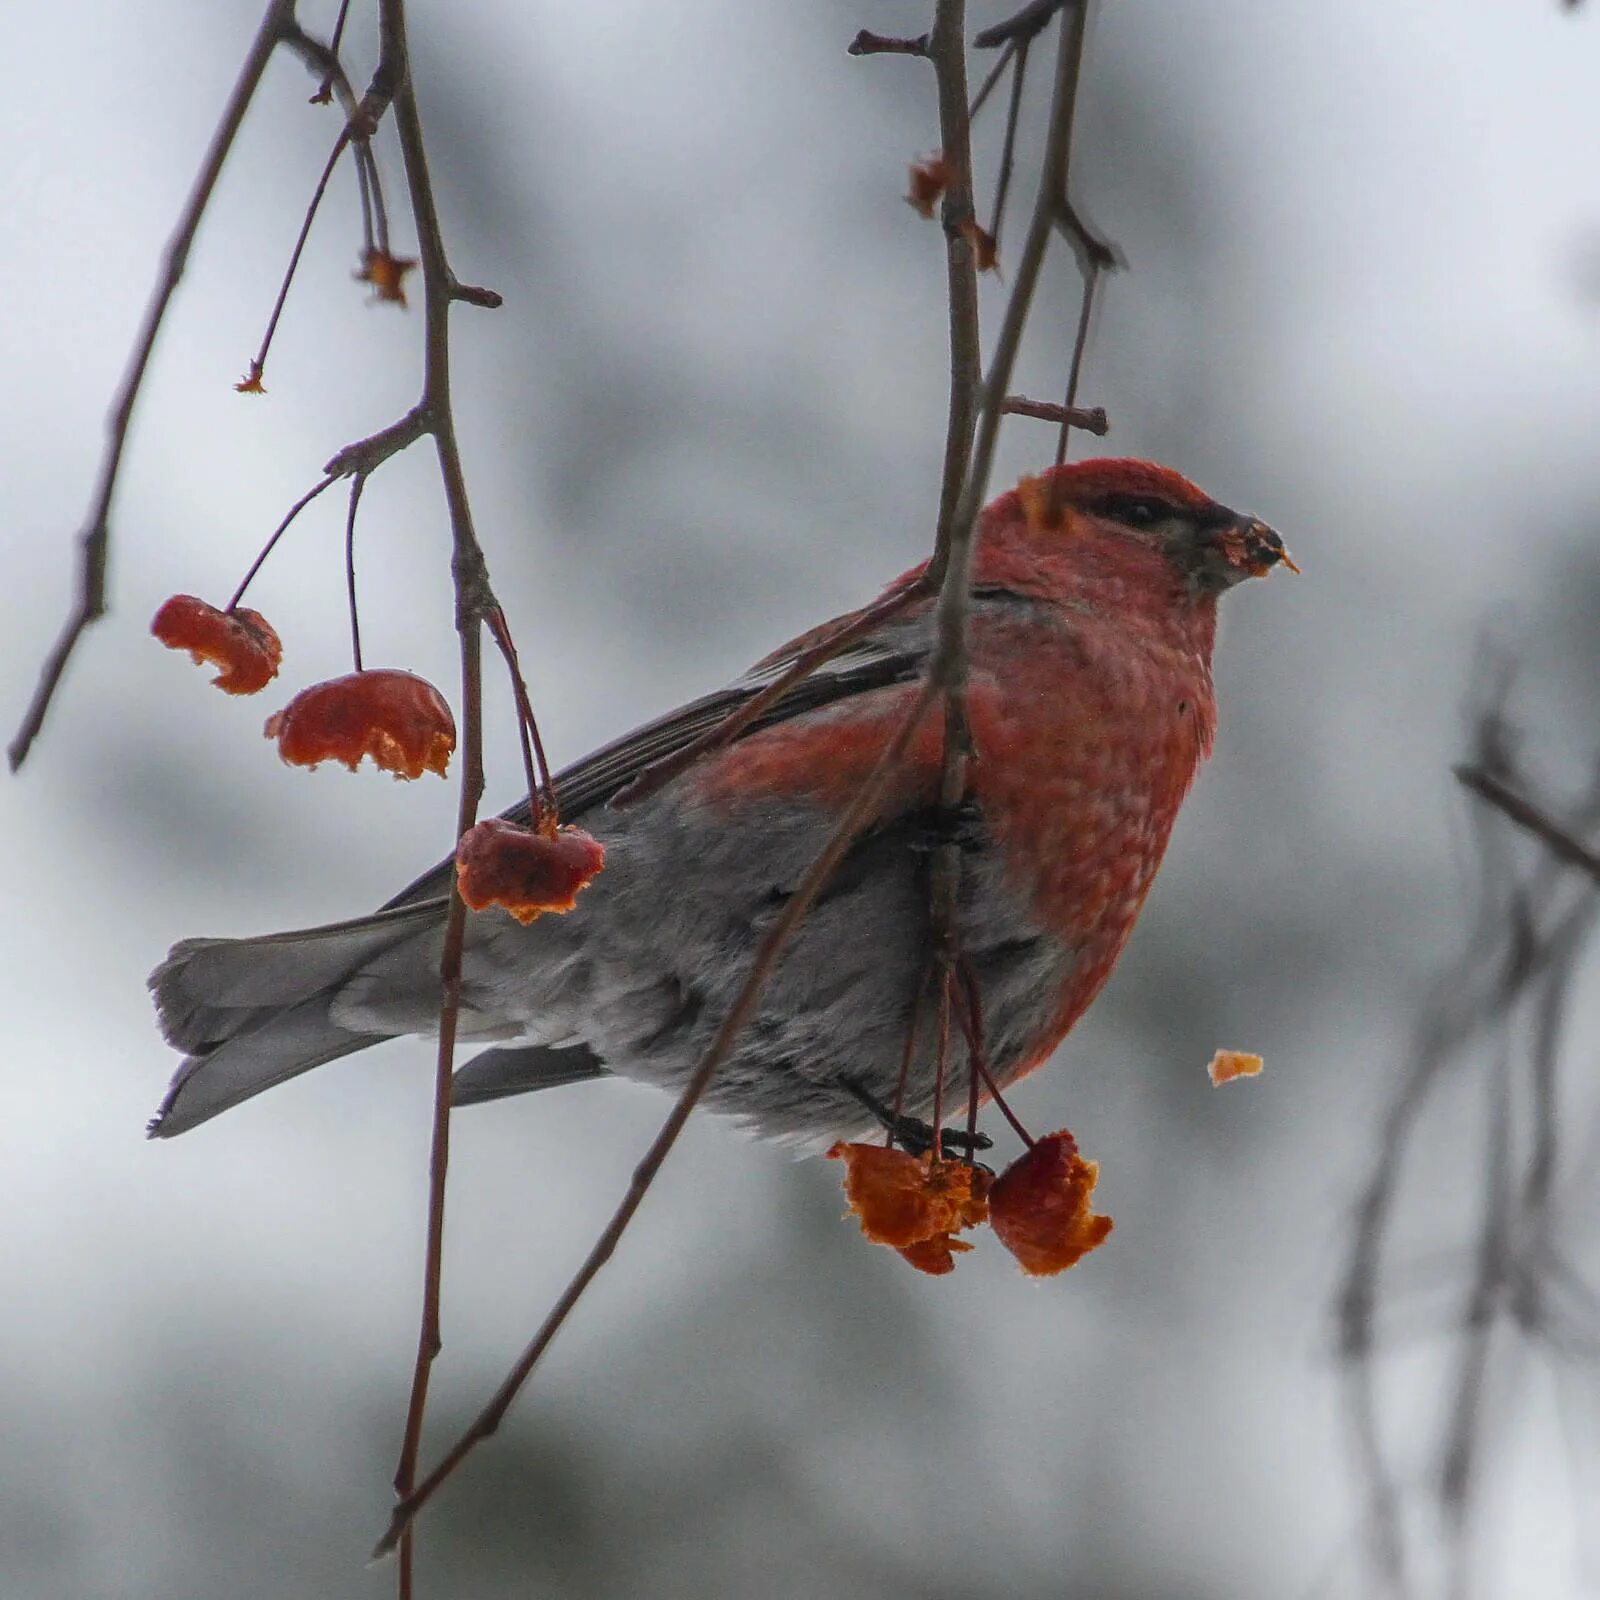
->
[[5, 3, 1600, 1596]]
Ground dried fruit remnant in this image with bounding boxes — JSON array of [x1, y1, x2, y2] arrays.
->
[[1208, 1049, 1264, 1086], [827, 1141, 991, 1276], [265, 669, 455, 779], [905, 154, 950, 219], [151, 595, 282, 695], [355, 248, 417, 307], [455, 819, 606, 924], [958, 218, 1000, 273], [988, 1130, 1113, 1278]]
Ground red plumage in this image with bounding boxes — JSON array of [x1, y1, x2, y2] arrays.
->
[[688, 458, 1267, 1102]]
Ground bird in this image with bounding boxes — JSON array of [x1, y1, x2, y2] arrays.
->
[[148, 458, 1291, 1145]]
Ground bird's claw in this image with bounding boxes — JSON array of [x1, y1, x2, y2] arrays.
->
[[841, 1078, 993, 1159], [906, 797, 987, 856]]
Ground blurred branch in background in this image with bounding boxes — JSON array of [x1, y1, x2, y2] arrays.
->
[[1337, 665, 1600, 1599]]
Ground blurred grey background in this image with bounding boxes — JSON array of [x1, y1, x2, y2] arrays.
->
[[5, 2, 1600, 1596]]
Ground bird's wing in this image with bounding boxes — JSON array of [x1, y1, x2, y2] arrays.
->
[[381, 617, 929, 910]]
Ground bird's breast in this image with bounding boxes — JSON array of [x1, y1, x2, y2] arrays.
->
[[966, 617, 1216, 1030]]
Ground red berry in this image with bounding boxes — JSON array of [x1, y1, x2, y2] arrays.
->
[[151, 594, 281, 695], [827, 1141, 991, 1274], [454, 819, 606, 923], [988, 1130, 1113, 1277], [264, 669, 454, 779]]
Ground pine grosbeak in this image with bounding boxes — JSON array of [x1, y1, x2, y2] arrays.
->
[[149, 459, 1289, 1142]]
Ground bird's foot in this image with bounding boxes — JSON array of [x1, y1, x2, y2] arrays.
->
[[842, 1078, 993, 1159], [905, 797, 987, 855]]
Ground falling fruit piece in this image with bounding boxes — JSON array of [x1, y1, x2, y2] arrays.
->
[[1207, 1049, 1264, 1087]]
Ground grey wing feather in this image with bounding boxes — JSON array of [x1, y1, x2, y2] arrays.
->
[[381, 632, 923, 910], [149, 622, 929, 1135]]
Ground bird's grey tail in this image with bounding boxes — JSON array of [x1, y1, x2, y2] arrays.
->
[[147, 904, 441, 1139]]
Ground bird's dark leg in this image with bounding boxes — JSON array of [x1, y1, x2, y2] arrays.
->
[[842, 1077, 993, 1158], [905, 796, 987, 855]]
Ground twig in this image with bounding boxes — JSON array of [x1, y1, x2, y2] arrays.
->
[[887, 963, 932, 1137], [278, 23, 393, 265], [929, 967, 954, 1159], [848, 30, 929, 56], [920, 0, 985, 1174], [485, 605, 557, 829], [324, 405, 431, 478], [987, 39, 1029, 248], [392, 638, 480, 1600], [926, 0, 983, 584], [312, 0, 355, 102], [949, 1, 1105, 563], [451, 281, 504, 309], [1000, 394, 1108, 432], [344, 473, 367, 671], [225, 475, 339, 611], [246, 128, 353, 387], [955, 960, 1036, 1147], [377, 3, 501, 1592], [1338, 700, 1600, 1594], [1053, 254, 1103, 469], [967, 40, 1017, 122], [8, 0, 296, 772], [973, 0, 1069, 49], [371, 680, 941, 1561]]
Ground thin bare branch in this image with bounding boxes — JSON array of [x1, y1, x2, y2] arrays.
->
[[312, 0, 356, 102], [848, 29, 929, 57], [967, 40, 1017, 121], [920, 0, 985, 1164], [226, 474, 340, 611], [8, 0, 295, 772], [247, 128, 353, 387], [1000, 394, 1108, 432], [952, 0, 1104, 554], [485, 606, 557, 829], [973, 0, 1069, 49], [344, 473, 368, 672], [375, 3, 502, 1590], [450, 281, 504, 309], [926, 0, 984, 584], [987, 38, 1031, 252], [372, 681, 941, 1561], [1053, 254, 1103, 469], [324, 405, 431, 478]]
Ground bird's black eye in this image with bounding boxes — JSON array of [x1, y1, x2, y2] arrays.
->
[[1094, 492, 1176, 528]]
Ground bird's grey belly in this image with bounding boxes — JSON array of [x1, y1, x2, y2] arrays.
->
[[328, 788, 1075, 1142], [443, 790, 1076, 1142]]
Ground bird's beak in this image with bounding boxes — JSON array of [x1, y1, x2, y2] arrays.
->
[[1212, 516, 1298, 579]]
